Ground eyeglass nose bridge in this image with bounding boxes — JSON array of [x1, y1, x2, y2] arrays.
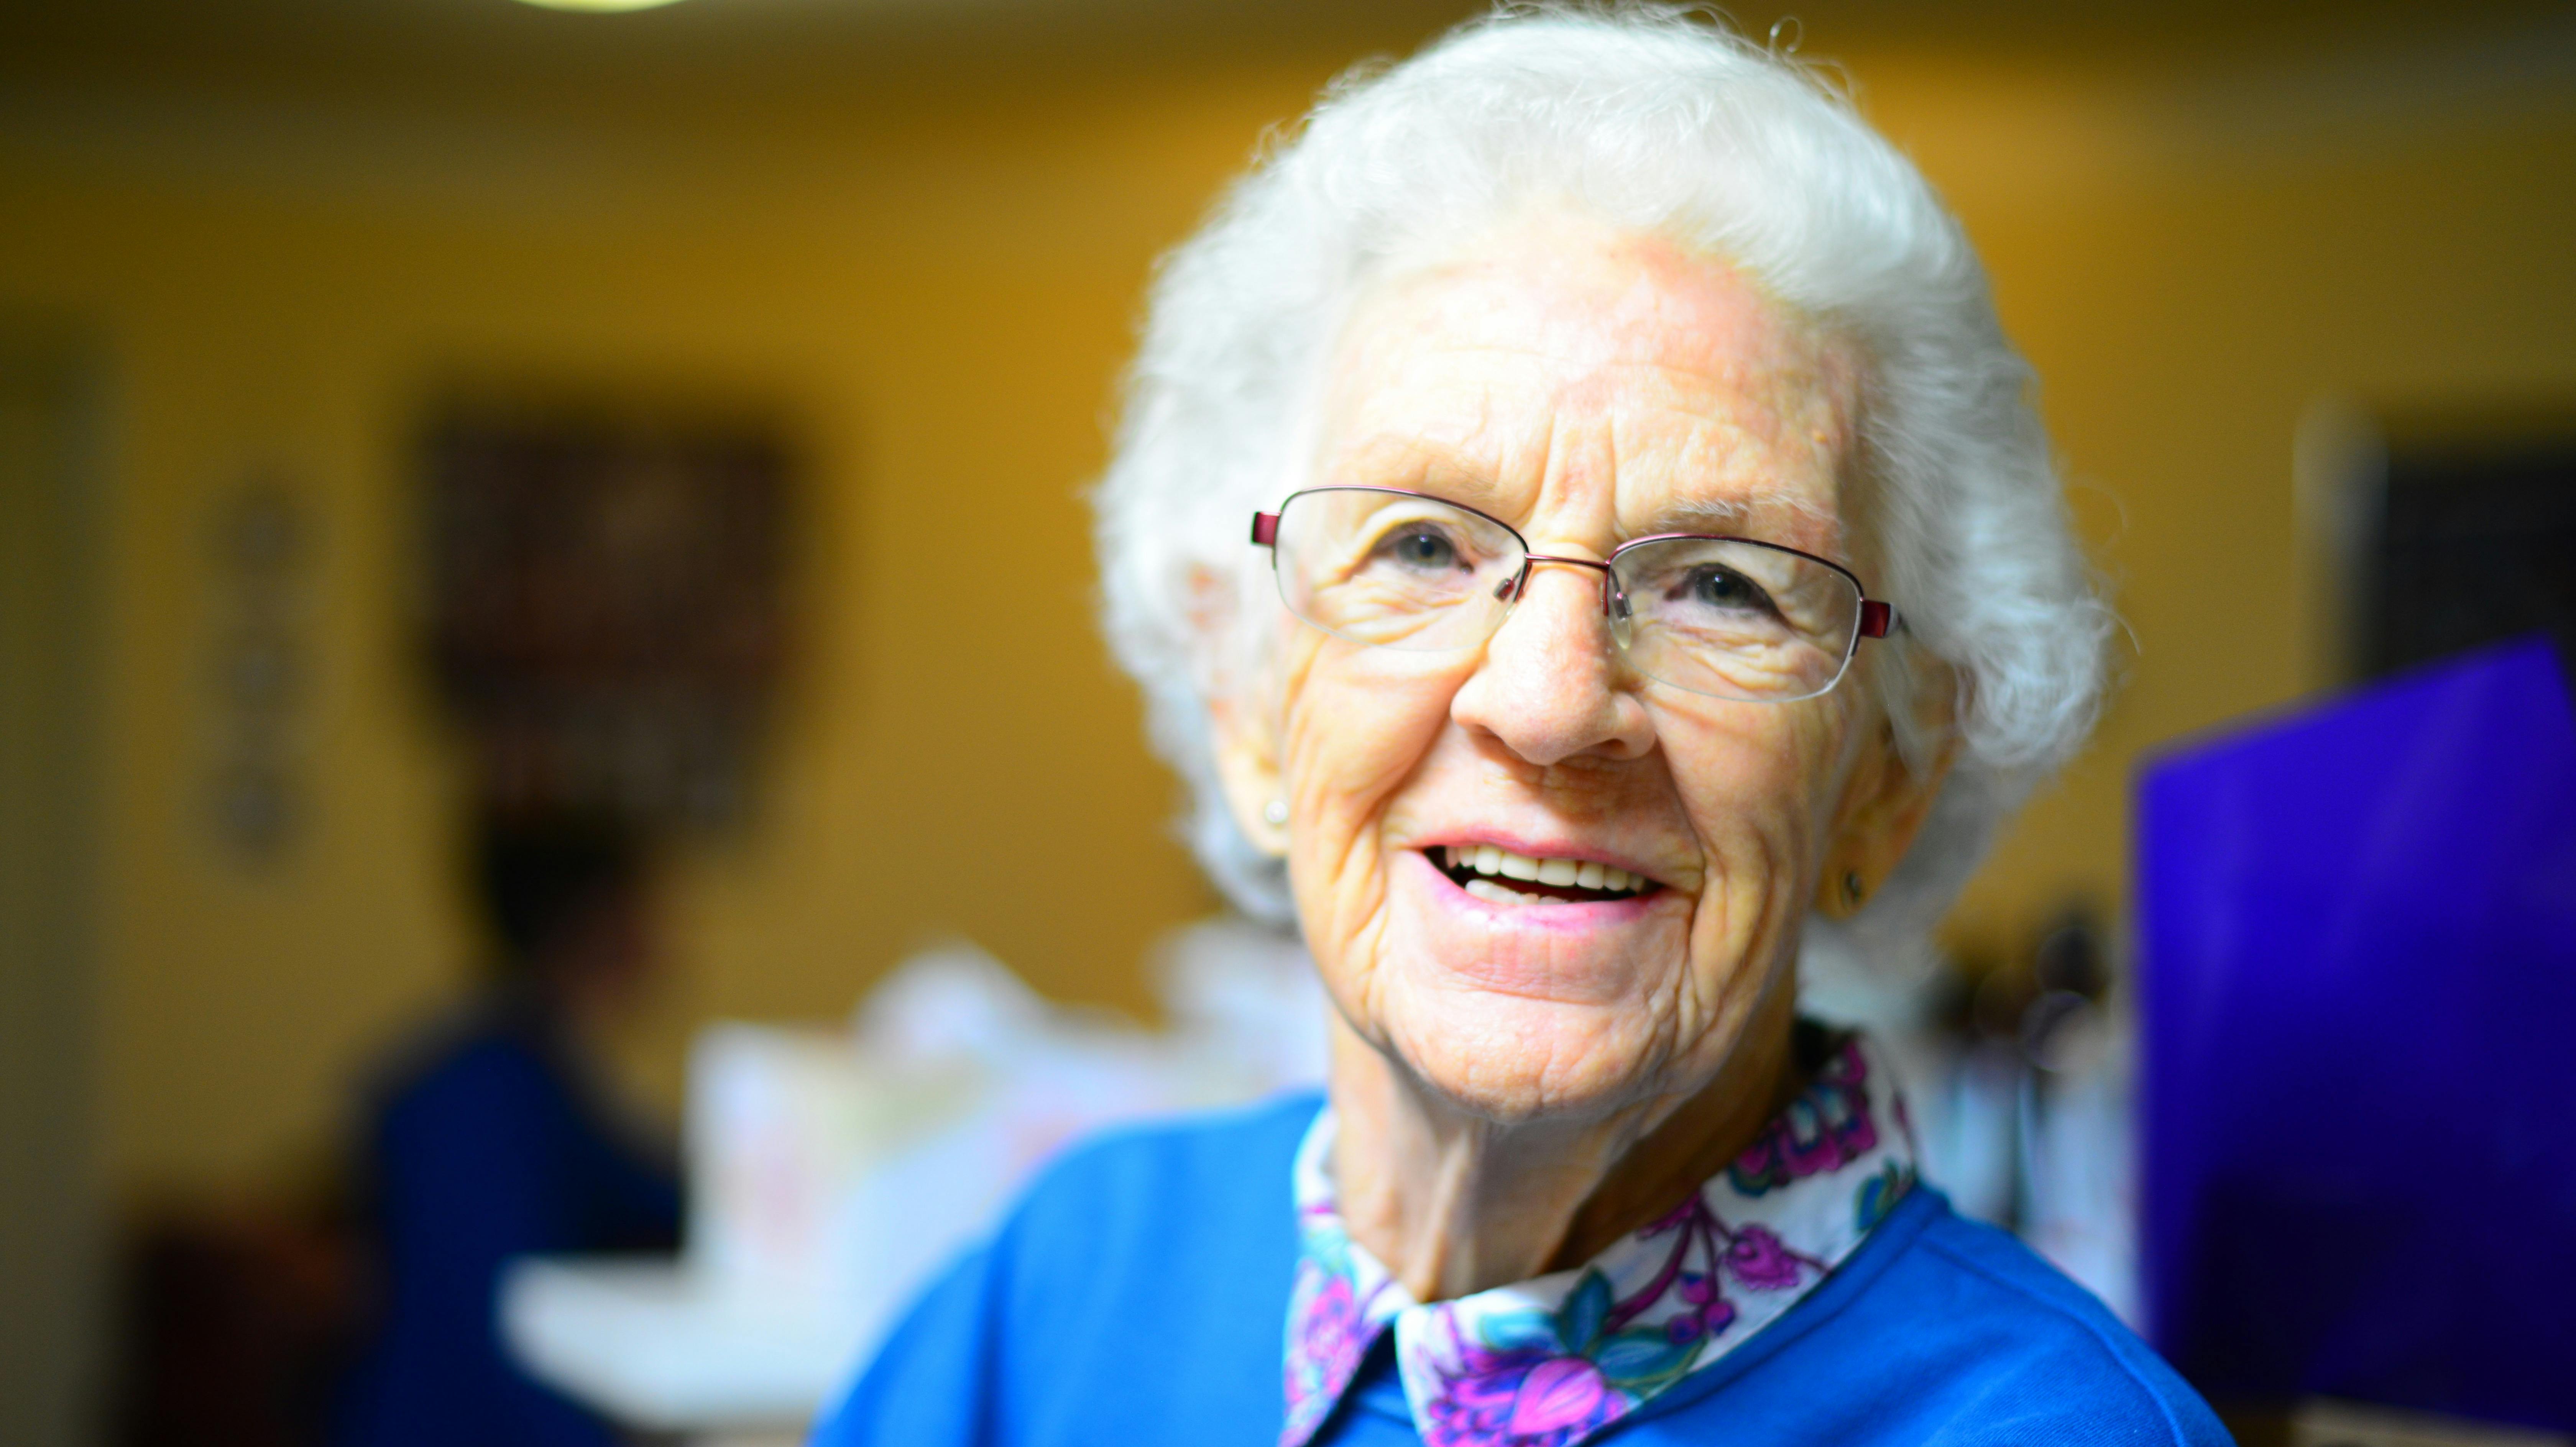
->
[[1492, 553, 1625, 619]]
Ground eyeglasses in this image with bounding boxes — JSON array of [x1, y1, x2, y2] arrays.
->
[[1250, 487, 1896, 704]]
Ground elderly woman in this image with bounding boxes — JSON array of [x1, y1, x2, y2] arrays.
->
[[816, 10, 2225, 1446]]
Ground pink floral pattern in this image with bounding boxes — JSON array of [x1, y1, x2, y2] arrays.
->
[[1281, 1211, 1401, 1445], [1726, 1038, 1881, 1196], [1281, 1030, 1917, 1447]]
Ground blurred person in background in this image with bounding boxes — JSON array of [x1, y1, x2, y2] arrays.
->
[[332, 813, 681, 1447], [815, 8, 2224, 1446]]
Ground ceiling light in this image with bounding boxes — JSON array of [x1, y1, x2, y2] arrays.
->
[[513, 0, 693, 12]]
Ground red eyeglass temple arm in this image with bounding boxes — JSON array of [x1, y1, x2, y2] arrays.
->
[[1253, 510, 1896, 640]]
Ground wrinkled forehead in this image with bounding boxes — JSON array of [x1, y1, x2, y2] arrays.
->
[[1315, 216, 1865, 556]]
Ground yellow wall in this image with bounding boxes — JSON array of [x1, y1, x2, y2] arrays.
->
[[0, 70, 1335, 1193], [1864, 54, 2576, 952], [4, 33, 2570, 1198]]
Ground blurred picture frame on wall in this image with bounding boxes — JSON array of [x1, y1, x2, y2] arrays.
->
[[419, 393, 800, 835]]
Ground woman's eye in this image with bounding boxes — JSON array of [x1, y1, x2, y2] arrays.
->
[[1679, 565, 1776, 615], [1375, 527, 1461, 573]]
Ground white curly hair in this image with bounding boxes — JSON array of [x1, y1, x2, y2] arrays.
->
[[1093, 4, 2112, 971]]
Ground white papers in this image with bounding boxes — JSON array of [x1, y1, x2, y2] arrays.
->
[[506, 919, 1329, 1432]]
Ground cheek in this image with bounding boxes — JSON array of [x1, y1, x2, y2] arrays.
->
[[1280, 644, 1465, 834], [1277, 645, 1469, 914], [1661, 697, 1855, 932]]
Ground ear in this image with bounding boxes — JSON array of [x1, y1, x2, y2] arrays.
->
[[1207, 683, 1290, 858], [1815, 707, 1958, 920], [1186, 558, 1291, 858]]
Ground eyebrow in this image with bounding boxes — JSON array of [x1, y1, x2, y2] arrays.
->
[[1328, 440, 1510, 510], [1641, 494, 1840, 547], [1654, 496, 1752, 529]]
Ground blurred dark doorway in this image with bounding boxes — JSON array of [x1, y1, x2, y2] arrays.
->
[[0, 335, 108, 1447]]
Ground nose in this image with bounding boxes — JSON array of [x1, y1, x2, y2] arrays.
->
[[1451, 558, 1656, 766]]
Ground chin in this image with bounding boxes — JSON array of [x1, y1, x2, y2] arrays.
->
[[1364, 966, 1699, 1128]]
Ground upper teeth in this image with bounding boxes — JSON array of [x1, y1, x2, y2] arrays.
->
[[1444, 845, 1643, 894]]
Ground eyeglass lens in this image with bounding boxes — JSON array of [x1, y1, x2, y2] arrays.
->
[[1269, 488, 1864, 703]]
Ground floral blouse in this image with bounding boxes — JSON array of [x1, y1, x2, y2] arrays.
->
[[1280, 1030, 1917, 1447]]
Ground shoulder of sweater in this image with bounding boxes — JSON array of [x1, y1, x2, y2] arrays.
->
[[1002, 1089, 1323, 1238], [1895, 1207, 2231, 1445]]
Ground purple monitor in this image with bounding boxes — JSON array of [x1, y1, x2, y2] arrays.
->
[[2136, 637, 2576, 1432]]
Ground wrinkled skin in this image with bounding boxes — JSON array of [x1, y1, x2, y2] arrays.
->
[[1209, 213, 1951, 1300]]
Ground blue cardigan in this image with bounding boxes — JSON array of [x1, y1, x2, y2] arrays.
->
[[814, 1093, 2229, 1446]]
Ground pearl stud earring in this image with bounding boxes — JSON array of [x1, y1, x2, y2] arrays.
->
[[1263, 799, 1288, 827]]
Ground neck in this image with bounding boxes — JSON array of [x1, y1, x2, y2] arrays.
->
[[1327, 985, 1802, 1303]]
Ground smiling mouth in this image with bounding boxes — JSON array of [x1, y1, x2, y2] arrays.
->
[[1431, 845, 1663, 907]]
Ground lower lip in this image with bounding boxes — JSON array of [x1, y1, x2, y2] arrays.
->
[[1410, 849, 1662, 931]]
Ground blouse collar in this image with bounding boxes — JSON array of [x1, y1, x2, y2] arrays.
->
[[1281, 1026, 1917, 1447]]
